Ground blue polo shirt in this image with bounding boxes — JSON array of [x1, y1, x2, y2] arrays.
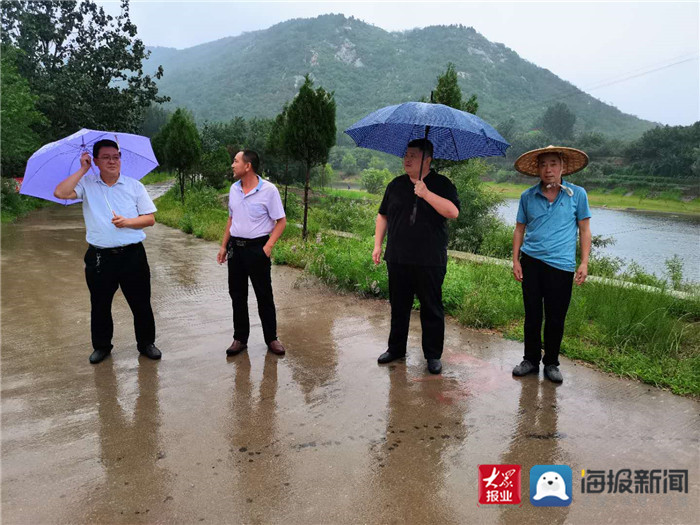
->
[[516, 181, 591, 272], [74, 173, 157, 248]]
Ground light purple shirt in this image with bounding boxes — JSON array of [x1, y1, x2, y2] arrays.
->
[[228, 176, 285, 239], [75, 173, 157, 248]]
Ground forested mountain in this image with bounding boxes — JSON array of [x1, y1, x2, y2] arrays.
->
[[144, 14, 655, 141]]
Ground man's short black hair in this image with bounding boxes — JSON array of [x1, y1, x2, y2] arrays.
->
[[241, 150, 260, 173], [93, 139, 120, 158], [407, 138, 433, 158]]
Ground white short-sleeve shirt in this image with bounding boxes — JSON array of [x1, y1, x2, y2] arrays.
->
[[75, 173, 157, 248], [228, 176, 286, 239]]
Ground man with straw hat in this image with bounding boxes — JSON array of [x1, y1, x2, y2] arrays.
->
[[511, 145, 591, 383]]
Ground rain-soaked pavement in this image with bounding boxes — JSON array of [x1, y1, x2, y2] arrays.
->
[[2, 201, 699, 524]]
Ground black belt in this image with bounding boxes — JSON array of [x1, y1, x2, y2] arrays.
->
[[228, 235, 269, 248], [88, 242, 142, 254]]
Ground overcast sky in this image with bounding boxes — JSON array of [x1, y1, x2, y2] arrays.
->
[[100, 1, 699, 126]]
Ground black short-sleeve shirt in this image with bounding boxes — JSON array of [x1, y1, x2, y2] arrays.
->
[[378, 170, 460, 267]]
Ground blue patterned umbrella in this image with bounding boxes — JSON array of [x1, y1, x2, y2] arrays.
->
[[344, 101, 509, 160]]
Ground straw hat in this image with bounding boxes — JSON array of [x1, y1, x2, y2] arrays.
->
[[514, 145, 589, 177]]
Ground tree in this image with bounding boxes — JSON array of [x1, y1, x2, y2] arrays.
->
[[1, 0, 167, 138], [314, 163, 335, 189], [139, 104, 171, 138], [541, 102, 576, 141], [626, 123, 700, 178], [284, 74, 336, 239], [341, 152, 358, 176], [446, 160, 504, 253], [200, 147, 230, 189], [266, 104, 302, 210], [433, 62, 479, 114], [200, 117, 247, 153], [0, 48, 47, 176], [360, 168, 390, 194], [160, 108, 202, 202]]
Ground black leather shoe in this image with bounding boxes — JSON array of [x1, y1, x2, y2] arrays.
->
[[544, 365, 563, 383], [139, 344, 162, 360], [512, 360, 539, 376], [89, 348, 111, 364], [427, 358, 442, 375], [377, 351, 405, 364], [226, 340, 247, 356]]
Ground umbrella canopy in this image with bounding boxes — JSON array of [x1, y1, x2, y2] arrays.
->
[[20, 128, 159, 205], [344, 101, 509, 160]]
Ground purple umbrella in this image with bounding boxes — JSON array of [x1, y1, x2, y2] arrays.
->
[[20, 128, 159, 205]]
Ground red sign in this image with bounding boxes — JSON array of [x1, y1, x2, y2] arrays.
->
[[478, 464, 521, 505]]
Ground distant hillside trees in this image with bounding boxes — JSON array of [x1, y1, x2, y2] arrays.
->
[[626, 122, 700, 178], [541, 102, 577, 141]]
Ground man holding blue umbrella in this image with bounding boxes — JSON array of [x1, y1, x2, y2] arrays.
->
[[347, 101, 509, 374], [372, 139, 460, 374], [54, 139, 161, 364]]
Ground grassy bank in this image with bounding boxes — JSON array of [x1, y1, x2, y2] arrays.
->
[[485, 182, 700, 216], [141, 171, 176, 185], [1, 178, 54, 223], [155, 185, 700, 396]]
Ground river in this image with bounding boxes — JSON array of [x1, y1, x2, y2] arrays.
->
[[496, 199, 700, 282]]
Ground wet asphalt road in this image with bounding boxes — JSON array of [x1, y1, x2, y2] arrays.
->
[[1, 202, 698, 524]]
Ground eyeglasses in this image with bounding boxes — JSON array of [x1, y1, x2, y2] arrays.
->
[[97, 155, 121, 162]]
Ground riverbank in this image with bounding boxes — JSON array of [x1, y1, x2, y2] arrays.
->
[[153, 186, 700, 396], [485, 182, 700, 216]]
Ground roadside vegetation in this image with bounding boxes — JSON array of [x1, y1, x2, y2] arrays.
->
[[485, 182, 700, 216], [155, 182, 700, 397]]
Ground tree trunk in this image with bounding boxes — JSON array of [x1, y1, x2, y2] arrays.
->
[[302, 162, 310, 240], [283, 160, 289, 211], [178, 170, 186, 203]]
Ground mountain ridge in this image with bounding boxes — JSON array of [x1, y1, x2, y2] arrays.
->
[[143, 14, 656, 141]]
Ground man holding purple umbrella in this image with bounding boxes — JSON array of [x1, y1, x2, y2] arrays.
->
[[54, 139, 161, 364]]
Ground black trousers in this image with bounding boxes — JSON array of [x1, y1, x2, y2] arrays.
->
[[227, 236, 277, 345], [387, 262, 446, 359], [84, 242, 156, 352], [520, 252, 574, 367]]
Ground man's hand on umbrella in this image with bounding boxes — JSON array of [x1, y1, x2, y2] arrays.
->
[[79, 152, 92, 173], [111, 214, 131, 228], [414, 180, 430, 199]]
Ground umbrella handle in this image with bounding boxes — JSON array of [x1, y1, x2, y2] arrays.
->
[[409, 127, 430, 226]]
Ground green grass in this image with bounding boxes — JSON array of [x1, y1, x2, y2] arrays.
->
[[141, 171, 175, 185], [320, 187, 382, 202], [154, 186, 228, 241], [485, 182, 700, 216], [155, 184, 700, 396], [1, 178, 53, 223]]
